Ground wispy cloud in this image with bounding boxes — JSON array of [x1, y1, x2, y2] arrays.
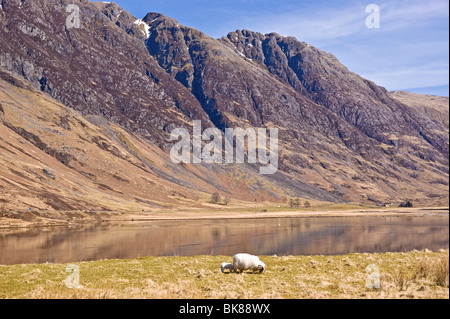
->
[[248, 5, 367, 43], [380, 0, 449, 31], [243, 0, 449, 44]]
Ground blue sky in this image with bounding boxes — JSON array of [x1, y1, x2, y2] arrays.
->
[[111, 0, 449, 96]]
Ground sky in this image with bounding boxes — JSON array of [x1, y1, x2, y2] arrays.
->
[[111, 0, 449, 97]]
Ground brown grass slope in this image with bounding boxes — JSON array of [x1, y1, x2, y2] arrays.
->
[[1, 72, 316, 213]]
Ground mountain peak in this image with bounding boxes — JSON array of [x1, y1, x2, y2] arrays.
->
[[143, 12, 180, 27]]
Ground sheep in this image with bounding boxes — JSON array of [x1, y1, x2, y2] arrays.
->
[[220, 262, 234, 273], [232, 253, 266, 273]]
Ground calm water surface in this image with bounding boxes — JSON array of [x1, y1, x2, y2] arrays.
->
[[0, 215, 448, 265]]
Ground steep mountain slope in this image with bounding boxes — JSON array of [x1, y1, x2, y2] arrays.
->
[[3, 71, 326, 211], [0, 71, 197, 211], [0, 0, 448, 210], [0, 0, 212, 147], [222, 30, 448, 157], [0, 0, 338, 210], [143, 14, 449, 205]]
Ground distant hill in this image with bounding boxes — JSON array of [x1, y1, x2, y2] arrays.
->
[[390, 91, 449, 128]]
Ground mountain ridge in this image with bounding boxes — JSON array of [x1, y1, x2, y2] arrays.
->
[[0, 0, 448, 211]]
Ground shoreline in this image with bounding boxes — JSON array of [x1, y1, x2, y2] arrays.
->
[[127, 206, 449, 221], [0, 206, 448, 229]]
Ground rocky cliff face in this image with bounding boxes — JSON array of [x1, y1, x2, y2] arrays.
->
[[222, 30, 448, 156], [0, 0, 212, 147], [0, 0, 448, 209]]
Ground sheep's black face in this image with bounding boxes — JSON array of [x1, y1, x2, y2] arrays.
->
[[258, 266, 265, 273]]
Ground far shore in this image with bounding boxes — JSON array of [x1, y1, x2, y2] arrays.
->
[[0, 206, 448, 229], [126, 206, 449, 221]]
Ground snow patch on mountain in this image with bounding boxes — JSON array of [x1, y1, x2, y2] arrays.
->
[[134, 19, 150, 38]]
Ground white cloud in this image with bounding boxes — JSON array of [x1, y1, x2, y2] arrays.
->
[[380, 0, 449, 31], [243, 0, 449, 44]]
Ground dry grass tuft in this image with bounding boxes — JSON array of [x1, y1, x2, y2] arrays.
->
[[415, 254, 449, 287]]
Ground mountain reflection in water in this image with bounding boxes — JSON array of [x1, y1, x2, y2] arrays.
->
[[0, 215, 448, 265]]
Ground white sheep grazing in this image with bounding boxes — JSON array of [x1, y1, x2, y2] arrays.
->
[[221, 262, 234, 273], [233, 253, 266, 273]]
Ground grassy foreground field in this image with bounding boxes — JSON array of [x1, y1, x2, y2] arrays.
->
[[0, 250, 448, 299]]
